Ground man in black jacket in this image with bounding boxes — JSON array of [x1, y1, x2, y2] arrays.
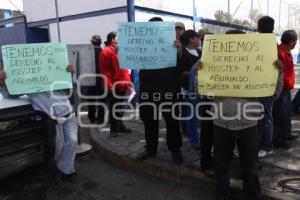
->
[[87, 35, 105, 124], [136, 17, 183, 165]]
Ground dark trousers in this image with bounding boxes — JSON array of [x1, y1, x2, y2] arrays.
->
[[140, 96, 182, 154], [258, 97, 273, 151], [199, 103, 214, 170], [108, 90, 126, 131], [273, 90, 292, 144], [292, 89, 300, 113], [213, 125, 261, 200], [87, 87, 106, 124]]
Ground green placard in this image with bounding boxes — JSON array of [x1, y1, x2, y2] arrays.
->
[[1, 43, 72, 95], [118, 21, 177, 69]]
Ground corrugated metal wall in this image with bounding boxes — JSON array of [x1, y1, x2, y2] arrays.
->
[[0, 24, 27, 58]]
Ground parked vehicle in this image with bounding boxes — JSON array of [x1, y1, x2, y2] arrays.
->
[[0, 92, 55, 180]]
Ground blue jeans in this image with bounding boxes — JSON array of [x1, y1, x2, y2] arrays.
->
[[182, 92, 200, 145], [258, 97, 273, 151], [292, 89, 300, 113], [130, 69, 140, 106], [28, 91, 78, 174]]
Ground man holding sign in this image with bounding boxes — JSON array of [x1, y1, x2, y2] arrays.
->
[[118, 17, 183, 165], [0, 43, 77, 185], [197, 30, 283, 200]]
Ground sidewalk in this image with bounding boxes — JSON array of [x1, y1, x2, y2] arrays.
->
[[90, 110, 300, 200]]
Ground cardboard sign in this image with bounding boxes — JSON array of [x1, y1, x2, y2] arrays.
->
[[67, 44, 96, 86], [198, 34, 278, 97], [118, 21, 177, 69], [1, 43, 72, 95]]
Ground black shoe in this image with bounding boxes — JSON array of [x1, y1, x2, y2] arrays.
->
[[172, 152, 183, 165], [285, 133, 299, 141], [65, 172, 78, 184], [191, 144, 200, 150], [110, 131, 118, 137], [136, 150, 156, 161], [88, 115, 96, 123], [273, 142, 290, 149], [201, 158, 213, 171], [118, 127, 132, 134], [117, 125, 132, 134], [181, 131, 188, 136], [54, 168, 67, 185], [96, 117, 105, 125]]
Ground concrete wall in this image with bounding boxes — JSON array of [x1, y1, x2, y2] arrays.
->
[[49, 12, 127, 44], [23, 0, 127, 22], [23, 0, 56, 22], [23, 0, 128, 44], [58, 0, 126, 17], [135, 11, 194, 29]]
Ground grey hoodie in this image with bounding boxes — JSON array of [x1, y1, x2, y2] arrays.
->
[[211, 72, 283, 131]]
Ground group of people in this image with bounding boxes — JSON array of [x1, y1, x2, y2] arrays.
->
[[0, 14, 299, 200], [91, 16, 298, 200]]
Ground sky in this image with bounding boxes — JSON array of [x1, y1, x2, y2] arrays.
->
[[0, 0, 23, 11], [197, 0, 300, 29], [136, 0, 300, 31], [0, 0, 299, 30]]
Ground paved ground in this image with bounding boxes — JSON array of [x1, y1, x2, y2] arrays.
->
[[0, 152, 215, 200], [0, 126, 216, 200], [90, 110, 300, 200], [1, 112, 300, 200]]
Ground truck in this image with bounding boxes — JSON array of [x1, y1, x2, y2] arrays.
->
[[0, 92, 55, 180]]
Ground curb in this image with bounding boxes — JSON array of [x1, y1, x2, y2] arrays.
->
[[90, 128, 298, 200]]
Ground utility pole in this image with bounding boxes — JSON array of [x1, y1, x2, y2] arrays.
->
[[250, 0, 253, 25], [228, 0, 230, 16], [288, 6, 290, 29], [267, 0, 269, 15], [54, 0, 61, 42], [193, 0, 196, 30], [279, 0, 282, 33], [296, 13, 298, 31]]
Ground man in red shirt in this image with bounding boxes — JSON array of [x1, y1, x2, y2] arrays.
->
[[100, 31, 131, 137], [273, 30, 298, 147]]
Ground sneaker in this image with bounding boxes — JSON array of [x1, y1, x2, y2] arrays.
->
[[258, 150, 273, 158], [172, 152, 183, 165]]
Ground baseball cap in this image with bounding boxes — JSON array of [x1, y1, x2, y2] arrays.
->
[[175, 22, 185, 29], [91, 35, 102, 43]]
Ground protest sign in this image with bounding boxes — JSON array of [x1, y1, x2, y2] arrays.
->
[[118, 21, 176, 69], [198, 34, 278, 97], [1, 43, 71, 95]]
